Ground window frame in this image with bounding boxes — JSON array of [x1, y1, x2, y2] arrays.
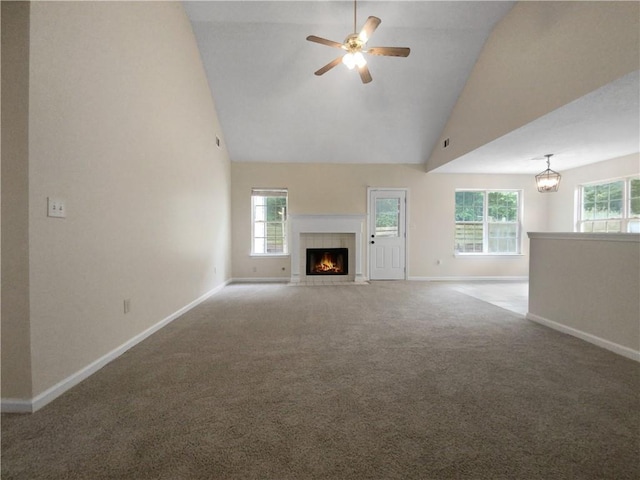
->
[[576, 176, 640, 233], [454, 189, 523, 256], [251, 188, 289, 256]]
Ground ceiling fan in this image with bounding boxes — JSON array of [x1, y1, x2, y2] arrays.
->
[[306, 0, 410, 84]]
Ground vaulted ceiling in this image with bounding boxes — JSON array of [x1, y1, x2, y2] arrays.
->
[[184, 1, 639, 173]]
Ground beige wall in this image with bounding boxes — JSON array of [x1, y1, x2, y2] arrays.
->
[[528, 154, 639, 357], [427, 1, 640, 171], [3, 1, 231, 403], [3, 0, 636, 406], [546, 153, 640, 232], [1, 1, 33, 399], [232, 163, 547, 280], [528, 233, 640, 356]]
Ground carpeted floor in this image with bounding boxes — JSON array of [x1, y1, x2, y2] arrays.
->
[[2, 281, 638, 479]]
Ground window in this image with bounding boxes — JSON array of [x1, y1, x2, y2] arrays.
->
[[455, 190, 522, 254], [578, 176, 640, 233], [251, 189, 288, 255]]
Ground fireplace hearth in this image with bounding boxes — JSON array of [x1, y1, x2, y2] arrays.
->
[[306, 248, 348, 276]]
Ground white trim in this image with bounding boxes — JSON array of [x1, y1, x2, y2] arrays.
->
[[527, 232, 640, 242], [1, 282, 229, 414], [231, 277, 289, 283], [526, 312, 640, 362], [233, 276, 370, 284], [0, 399, 33, 414], [408, 276, 528, 282], [454, 253, 525, 258]]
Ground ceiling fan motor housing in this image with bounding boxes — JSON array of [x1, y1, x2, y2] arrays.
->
[[344, 33, 364, 52]]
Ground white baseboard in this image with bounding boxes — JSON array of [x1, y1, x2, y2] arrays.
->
[[231, 277, 289, 283], [409, 276, 529, 282], [0, 398, 33, 414], [526, 312, 640, 362], [1, 281, 230, 414]]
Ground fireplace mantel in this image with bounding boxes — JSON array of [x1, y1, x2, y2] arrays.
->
[[290, 214, 366, 283]]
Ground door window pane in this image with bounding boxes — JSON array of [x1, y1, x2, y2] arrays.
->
[[375, 198, 400, 237]]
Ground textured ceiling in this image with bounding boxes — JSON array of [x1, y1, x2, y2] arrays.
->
[[434, 70, 640, 174], [184, 1, 514, 165], [184, 1, 638, 173]]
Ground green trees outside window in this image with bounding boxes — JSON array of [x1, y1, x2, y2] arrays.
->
[[455, 190, 521, 254], [252, 189, 288, 254], [375, 198, 400, 237], [579, 177, 640, 233], [631, 179, 640, 221]]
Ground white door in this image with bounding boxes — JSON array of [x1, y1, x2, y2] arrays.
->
[[369, 189, 406, 280]]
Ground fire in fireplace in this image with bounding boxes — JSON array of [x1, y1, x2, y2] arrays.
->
[[306, 248, 348, 276]]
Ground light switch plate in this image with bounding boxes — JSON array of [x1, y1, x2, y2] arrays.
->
[[47, 197, 66, 218]]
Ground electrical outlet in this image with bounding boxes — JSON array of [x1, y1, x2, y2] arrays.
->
[[47, 197, 66, 218], [124, 299, 131, 314]]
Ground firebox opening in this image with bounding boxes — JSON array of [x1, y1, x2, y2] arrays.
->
[[306, 248, 348, 276]]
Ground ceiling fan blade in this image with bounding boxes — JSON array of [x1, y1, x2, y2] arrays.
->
[[358, 16, 381, 43], [358, 64, 373, 84], [314, 56, 344, 76], [306, 35, 344, 49], [367, 46, 411, 57]]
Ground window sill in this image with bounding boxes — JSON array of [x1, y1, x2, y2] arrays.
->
[[250, 253, 290, 258]]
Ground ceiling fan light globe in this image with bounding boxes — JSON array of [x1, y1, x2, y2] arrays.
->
[[354, 52, 367, 68], [342, 53, 356, 70]]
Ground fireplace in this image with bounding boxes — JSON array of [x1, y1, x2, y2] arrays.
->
[[289, 214, 365, 283], [306, 248, 348, 276]]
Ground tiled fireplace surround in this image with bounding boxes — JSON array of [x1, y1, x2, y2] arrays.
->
[[290, 215, 366, 284]]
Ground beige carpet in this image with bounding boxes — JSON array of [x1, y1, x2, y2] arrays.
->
[[2, 281, 638, 479]]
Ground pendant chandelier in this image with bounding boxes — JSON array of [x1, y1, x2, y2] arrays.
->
[[535, 154, 561, 193]]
